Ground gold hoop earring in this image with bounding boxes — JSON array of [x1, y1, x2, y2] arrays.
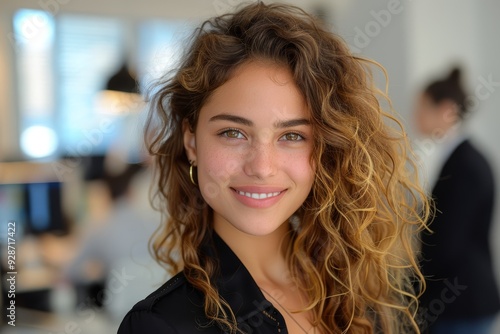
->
[[189, 160, 197, 186]]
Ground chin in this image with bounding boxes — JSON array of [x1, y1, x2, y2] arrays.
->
[[225, 217, 287, 237]]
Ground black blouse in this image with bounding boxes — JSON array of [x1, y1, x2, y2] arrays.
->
[[118, 232, 289, 333]]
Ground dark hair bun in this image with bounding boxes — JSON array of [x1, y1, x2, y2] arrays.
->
[[447, 68, 461, 85], [424, 66, 468, 118]]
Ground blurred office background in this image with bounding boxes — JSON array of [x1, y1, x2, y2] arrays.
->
[[0, 0, 499, 333]]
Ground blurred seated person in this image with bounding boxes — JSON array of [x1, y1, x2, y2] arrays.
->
[[414, 67, 500, 334], [65, 161, 164, 322]]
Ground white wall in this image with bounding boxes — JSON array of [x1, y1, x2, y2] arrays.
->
[[474, 2, 500, 288], [333, 0, 410, 115]]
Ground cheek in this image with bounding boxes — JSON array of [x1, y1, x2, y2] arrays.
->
[[428, 111, 444, 129], [416, 109, 434, 132], [416, 108, 427, 122], [283, 150, 315, 187], [198, 143, 242, 184], [196, 148, 237, 202]]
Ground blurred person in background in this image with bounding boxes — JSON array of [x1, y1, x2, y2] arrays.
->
[[415, 68, 500, 334], [65, 160, 163, 323]]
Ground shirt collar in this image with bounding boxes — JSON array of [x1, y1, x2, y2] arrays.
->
[[203, 232, 275, 321], [437, 127, 467, 168]]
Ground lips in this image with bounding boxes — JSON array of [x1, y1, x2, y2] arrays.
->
[[235, 190, 282, 199], [230, 186, 286, 208]]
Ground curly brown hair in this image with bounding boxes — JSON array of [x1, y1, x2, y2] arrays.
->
[[146, 2, 430, 333]]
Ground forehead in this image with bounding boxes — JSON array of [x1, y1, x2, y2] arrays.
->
[[418, 94, 436, 109], [199, 60, 309, 123]]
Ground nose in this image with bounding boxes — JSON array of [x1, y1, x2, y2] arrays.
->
[[243, 142, 278, 179]]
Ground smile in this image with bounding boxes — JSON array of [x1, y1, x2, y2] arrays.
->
[[231, 187, 287, 209], [235, 190, 282, 199]]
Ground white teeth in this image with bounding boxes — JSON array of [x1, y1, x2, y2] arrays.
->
[[237, 190, 281, 199]]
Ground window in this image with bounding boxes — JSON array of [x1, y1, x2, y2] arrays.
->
[[13, 9, 189, 160]]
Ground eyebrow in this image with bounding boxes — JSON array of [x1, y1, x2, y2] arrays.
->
[[209, 113, 310, 128], [274, 118, 311, 128], [209, 114, 253, 126]]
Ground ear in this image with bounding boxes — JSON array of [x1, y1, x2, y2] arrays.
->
[[183, 119, 197, 163]]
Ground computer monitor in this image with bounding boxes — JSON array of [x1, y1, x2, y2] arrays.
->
[[0, 181, 67, 238]]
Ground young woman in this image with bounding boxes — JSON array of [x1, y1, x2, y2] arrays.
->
[[415, 68, 500, 334], [119, 3, 429, 333]]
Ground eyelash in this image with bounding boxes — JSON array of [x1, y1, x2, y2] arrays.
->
[[217, 128, 245, 139], [280, 132, 305, 142], [217, 128, 306, 141]]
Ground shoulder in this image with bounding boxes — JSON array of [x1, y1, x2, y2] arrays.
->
[[118, 272, 209, 333], [128, 271, 188, 312], [448, 140, 493, 178], [452, 140, 489, 165]]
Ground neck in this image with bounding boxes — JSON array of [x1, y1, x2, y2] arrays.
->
[[214, 220, 293, 284]]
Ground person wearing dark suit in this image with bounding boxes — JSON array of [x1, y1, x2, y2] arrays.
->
[[415, 68, 500, 334]]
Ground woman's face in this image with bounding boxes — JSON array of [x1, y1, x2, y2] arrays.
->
[[184, 61, 315, 237], [414, 93, 458, 137]]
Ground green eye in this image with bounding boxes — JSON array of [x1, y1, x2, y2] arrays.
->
[[219, 128, 245, 139], [226, 130, 240, 138], [280, 133, 304, 141]]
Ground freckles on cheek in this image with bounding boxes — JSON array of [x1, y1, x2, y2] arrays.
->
[[204, 151, 240, 183]]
